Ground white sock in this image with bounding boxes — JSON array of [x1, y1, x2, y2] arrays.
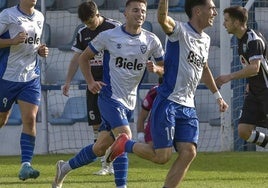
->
[[21, 162, 31, 167], [247, 130, 257, 142], [116, 185, 127, 188], [62, 162, 72, 173]]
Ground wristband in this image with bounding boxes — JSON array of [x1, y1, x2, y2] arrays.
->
[[137, 132, 145, 143], [214, 91, 222, 100]]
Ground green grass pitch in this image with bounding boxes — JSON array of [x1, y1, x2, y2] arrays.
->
[[0, 152, 267, 188]]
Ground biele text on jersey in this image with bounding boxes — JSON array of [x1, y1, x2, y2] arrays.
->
[[0, 5, 44, 82], [89, 25, 164, 110], [158, 21, 210, 108]]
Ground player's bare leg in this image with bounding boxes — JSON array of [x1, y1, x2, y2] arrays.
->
[[0, 111, 11, 128], [239, 123, 268, 147], [92, 125, 114, 175], [163, 142, 196, 188], [18, 101, 40, 180]]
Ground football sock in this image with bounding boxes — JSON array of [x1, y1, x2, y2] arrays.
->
[[113, 152, 128, 187], [125, 140, 136, 153], [20, 133, 35, 163], [247, 130, 268, 147], [68, 144, 97, 169]]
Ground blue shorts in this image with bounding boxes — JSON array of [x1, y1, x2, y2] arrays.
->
[[98, 92, 133, 132], [0, 78, 41, 112], [151, 95, 199, 149]]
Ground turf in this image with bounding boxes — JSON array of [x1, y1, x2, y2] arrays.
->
[[0, 152, 267, 188]]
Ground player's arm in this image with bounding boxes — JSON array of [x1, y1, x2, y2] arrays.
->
[[37, 44, 49, 57], [79, 47, 105, 94], [201, 62, 229, 112], [0, 32, 27, 48], [62, 52, 80, 96], [146, 60, 164, 77], [215, 59, 260, 87], [157, 0, 176, 34], [201, 63, 218, 93]]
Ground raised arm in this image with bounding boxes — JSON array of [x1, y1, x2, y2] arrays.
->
[[157, 0, 176, 34]]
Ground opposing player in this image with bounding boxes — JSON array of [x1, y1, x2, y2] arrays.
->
[[0, 0, 49, 181], [137, 77, 163, 146], [52, 0, 164, 188], [216, 6, 268, 148], [106, 0, 228, 187], [61, 0, 120, 176]]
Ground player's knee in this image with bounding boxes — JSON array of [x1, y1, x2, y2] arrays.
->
[[93, 142, 109, 157], [238, 124, 252, 140], [182, 147, 197, 160], [0, 114, 9, 128], [153, 154, 172, 164], [0, 119, 7, 128]]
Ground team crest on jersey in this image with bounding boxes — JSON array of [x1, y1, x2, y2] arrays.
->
[[190, 37, 195, 46], [37, 21, 42, 29], [140, 45, 147, 54]]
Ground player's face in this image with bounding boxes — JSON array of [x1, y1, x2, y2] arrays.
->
[[124, 2, 147, 28], [20, 0, 37, 7], [84, 14, 100, 30], [223, 13, 236, 34], [196, 0, 218, 28]]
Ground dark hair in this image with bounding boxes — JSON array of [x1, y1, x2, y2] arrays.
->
[[223, 6, 248, 24], [185, 0, 208, 19], [78, 1, 98, 22], [126, 0, 147, 7]]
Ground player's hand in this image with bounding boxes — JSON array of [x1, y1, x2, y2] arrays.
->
[[62, 83, 70, 97], [38, 44, 49, 57], [217, 98, 229, 112], [88, 81, 106, 94], [215, 75, 231, 88], [146, 61, 157, 73], [12, 32, 27, 45], [137, 132, 145, 143]]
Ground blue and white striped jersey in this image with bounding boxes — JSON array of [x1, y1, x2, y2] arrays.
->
[[0, 5, 44, 82], [89, 25, 164, 110], [158, 21, 210, 108]]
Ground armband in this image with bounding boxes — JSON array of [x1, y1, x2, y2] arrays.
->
[[214, 91, 222, 100]]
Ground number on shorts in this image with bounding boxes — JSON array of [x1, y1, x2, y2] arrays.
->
[[88, 110, 96, 120], [165, 126, 175, 141]]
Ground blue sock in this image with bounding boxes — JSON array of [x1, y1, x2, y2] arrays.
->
[[125, 140, 136, 153], [20, 133, 35, 164], [69, 144, 97, 169], [113, 152, 128, 187]]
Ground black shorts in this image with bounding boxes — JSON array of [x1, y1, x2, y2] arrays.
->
[[239, 90, 268, 128], [86, 89, 101, 125]]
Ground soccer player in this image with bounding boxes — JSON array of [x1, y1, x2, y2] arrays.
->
[[61, 0, 120, 176], [137, 77, 163, 146], [216, 6, 268, 148], [0, 0, 49, 181], [52, 0, 164, 188], [106, 0, 229, 187]]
